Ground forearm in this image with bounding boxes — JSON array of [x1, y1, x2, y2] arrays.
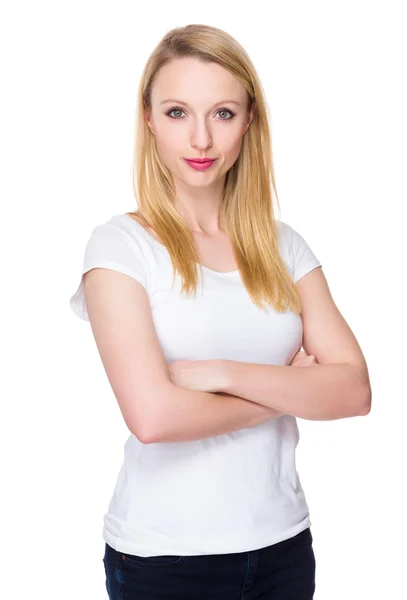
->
[[147, 384, 283, 443], [221, 361, 371, 421]]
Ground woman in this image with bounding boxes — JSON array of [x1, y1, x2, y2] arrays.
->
[[70, 23, 371, 600]]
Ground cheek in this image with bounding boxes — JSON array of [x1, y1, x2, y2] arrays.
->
[[155, 120, 185, 147], [223, 135, 244, 163], [219, 123, 245, 150], [154, 133, 182, 162]]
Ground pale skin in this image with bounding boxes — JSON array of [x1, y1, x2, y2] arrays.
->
[[167, 350, 318, 394]]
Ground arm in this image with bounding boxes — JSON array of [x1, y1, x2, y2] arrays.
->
[[219, 267, 372, 421], [148, 385, 283, 444], [150, 351, 319, 443], [221, 360, 369, 421], [83, 268, 278, 444]]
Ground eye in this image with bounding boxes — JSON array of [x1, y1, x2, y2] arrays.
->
[[217, 109, 234, 120], [166, 107, 235, 120], [167, 108, 186, 119]]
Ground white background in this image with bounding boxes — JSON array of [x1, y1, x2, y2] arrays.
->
[[1, 1, 405, 598]]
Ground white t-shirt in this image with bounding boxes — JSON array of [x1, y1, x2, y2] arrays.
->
[[69, 213, 322, 557]]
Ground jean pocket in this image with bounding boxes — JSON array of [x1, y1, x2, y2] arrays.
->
[[120, 551, 183, 568]]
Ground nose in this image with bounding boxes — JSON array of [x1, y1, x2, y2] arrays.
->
[[189, 118, 213, 151]]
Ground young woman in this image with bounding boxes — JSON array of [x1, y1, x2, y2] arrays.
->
[[70, 23, 371, 600]]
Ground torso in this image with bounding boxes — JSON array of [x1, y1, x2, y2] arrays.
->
[[126, 214, 238, 273]]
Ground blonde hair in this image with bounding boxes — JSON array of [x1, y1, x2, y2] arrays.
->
[[126, 24, 301, 314]]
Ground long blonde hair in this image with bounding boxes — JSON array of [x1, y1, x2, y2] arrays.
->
[[126, 24, 301, 314]]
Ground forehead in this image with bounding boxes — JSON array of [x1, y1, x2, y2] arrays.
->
[[151, 58, 245, 104]]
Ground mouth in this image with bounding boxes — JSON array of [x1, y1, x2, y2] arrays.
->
[[184, 158, 217, 171]]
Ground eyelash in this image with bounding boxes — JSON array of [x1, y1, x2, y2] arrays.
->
[[166, 107, 235, 120]]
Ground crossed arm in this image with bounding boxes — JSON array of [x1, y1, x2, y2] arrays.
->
[[218, 359, 370, 421], [220, 267, 371, 419], [149, 268, 371, 442]]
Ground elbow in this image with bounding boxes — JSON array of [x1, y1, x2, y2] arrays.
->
[[140, 418, 162, 443], [132, 384, 174, 444], [356, 385, 372, 416], [129, 406, 161, 445], [349, 364, 372, 416], [133, 421, 160, 444], [130, 422, 155, 444], [137, 428, 156, 444], [134, 411, 162, 444]]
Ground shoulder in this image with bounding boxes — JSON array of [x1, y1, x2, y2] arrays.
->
[[69, 214, 150, 321], [87, 214, 151, 250], [276, 219, 314, 253], [81, 213, 153, 277], [276, 220, 296, 242], [276, 220, 322, 283], [275, 219, 293, 252]]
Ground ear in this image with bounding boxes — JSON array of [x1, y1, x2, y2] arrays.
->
[[144, 110, 155, 135], [244, 102, 256, 134]]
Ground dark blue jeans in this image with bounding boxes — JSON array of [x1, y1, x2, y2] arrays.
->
[[102, 527, 316, 599]]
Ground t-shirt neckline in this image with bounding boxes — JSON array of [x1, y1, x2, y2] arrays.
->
[[116, 214, 241, 277]]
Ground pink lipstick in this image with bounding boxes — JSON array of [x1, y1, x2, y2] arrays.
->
[[184, 158, 217, 171]]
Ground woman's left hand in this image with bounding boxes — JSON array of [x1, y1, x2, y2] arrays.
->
[[167, 359, 227, 393]]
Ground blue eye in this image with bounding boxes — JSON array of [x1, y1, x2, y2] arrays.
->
[[166, 107, 235, 120]]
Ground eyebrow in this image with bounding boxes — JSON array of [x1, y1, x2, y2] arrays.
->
[[160, 99, 241, 107]]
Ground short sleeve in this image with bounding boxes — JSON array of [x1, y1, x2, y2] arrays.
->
[[285, 223, 322, 283], [69, 222, 148, 321]]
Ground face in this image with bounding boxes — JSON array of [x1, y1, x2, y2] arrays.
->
[[145, 58, 255, 189]]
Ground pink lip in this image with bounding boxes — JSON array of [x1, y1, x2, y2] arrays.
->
[[184, 158, 216, 171]]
